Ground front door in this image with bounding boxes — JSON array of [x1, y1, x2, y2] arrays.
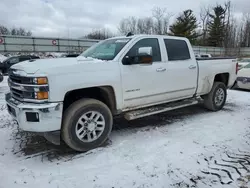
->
[[120, 38, 168, 109]]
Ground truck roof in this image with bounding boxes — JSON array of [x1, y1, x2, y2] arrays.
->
[[109, 34, 188, 41]]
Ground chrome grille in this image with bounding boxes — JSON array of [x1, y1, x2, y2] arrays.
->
[[8, 69, 49, 103], [11, 88, 24, 100], [9, 74, 33, 84]]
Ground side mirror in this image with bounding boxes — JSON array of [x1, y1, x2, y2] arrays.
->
[[122, 47, 153, 65], [138, 47, 152, 56], [137, 47, 153, 65]]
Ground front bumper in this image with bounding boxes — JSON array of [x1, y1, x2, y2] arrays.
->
[[5, 92, 63, 132]]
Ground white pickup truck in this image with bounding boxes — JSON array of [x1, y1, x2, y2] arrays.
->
[[5, 34, 238, 152]]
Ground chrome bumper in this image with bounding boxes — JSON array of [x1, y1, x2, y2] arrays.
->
[[5, 92, 63, 132]]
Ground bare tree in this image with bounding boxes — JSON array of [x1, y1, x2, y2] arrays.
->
[[0, 25, 32, 36], [85, 28, 114, 40], [223, 1, 233, 48], [243, 15, 250, 47], [118, 17, 138, 35], [137, 17, 155, 34], [0, 25, 10, 35], [152, 7, 173, 34], [145, 17, 155, 34], [199, 5, 210, 45], [118, 7, 172, 35]]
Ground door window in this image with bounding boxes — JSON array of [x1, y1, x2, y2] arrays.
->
[[124, 38, 161, 64], [164, 39, 191, 61]]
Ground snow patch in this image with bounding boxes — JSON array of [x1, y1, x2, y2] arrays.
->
[[0, 85, 250, 187]]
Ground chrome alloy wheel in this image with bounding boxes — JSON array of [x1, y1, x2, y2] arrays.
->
[[214, 88, 225, 106], [75, 111, 105, 142]]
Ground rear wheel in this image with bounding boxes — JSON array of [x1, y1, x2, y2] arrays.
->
[[62, 98, 113, 152], [202, 82, 227, 111]]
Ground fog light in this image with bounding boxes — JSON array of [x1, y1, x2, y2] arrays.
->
[[26, 112, 39, 122], [36, 91, 49, 100]]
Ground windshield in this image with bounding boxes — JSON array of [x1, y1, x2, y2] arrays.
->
[[80, 38, 131, 60]]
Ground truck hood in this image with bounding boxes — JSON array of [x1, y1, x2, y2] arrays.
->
[[11, 56, 101, 74]]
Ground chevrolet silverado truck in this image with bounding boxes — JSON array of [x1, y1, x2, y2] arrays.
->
[[5, 34, 238, 152]]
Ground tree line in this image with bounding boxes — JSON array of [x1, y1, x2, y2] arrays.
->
[[0, 25, 32, 36], [1, 1, 249, 48], [86, 1, 250, 48]]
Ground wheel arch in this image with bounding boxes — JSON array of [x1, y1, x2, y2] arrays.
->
[[213, 73, 229, 87], [63, 86, 118, 115]]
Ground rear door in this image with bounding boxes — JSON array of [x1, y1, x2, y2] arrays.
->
[[163, 38, 198, 99]]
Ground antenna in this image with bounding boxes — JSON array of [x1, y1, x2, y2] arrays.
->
[[126, 32, 134, 37]]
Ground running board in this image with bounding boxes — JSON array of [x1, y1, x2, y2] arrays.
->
[[124, 99, 199, 120]]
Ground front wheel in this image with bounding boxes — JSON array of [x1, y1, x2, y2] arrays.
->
[[62, 98, 113, 152], [202, 82, 227, 111]]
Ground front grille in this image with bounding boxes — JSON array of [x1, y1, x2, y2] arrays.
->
[[8, 69, 49, 102], [9, 74, 33, 84], [11, 88, 24, 100]]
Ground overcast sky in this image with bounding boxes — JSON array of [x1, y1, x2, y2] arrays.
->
[[0, 0, 249, 38]]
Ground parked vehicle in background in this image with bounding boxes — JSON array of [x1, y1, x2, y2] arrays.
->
[[5, 34, 238, 152], [195, 54, 212, 58], [0, 54, 7, 63], [238, 58, 250, 70], [0, 72, 3, 83], [236, 63, 250, 90], [0, 55, 40, 74], [62, 53, 80, 58]]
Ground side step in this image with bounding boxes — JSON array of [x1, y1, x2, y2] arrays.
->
[[124, 98, 199, 120]]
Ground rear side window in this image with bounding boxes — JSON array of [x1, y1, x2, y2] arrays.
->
[[164, 39, 191, 61]]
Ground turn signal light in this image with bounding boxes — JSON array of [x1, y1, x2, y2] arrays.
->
[[36, 92, 49, 100], [37, 77, 48, 85]]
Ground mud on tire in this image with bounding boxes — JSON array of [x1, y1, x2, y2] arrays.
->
[[202, 82, 227, 111], [62, 98, 113, 152]]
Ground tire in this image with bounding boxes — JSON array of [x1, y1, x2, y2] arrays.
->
[[62, 98, 113, 152], [203, 82, 227, 111]]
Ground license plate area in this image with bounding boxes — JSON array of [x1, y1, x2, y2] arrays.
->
[[7, 104, 16, 117]]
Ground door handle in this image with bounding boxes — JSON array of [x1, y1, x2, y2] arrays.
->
[[189, 65, 197, 69], [156, 68, 166, 72]]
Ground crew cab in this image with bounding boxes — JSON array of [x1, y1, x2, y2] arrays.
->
[[5, 34, 238, 152]]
